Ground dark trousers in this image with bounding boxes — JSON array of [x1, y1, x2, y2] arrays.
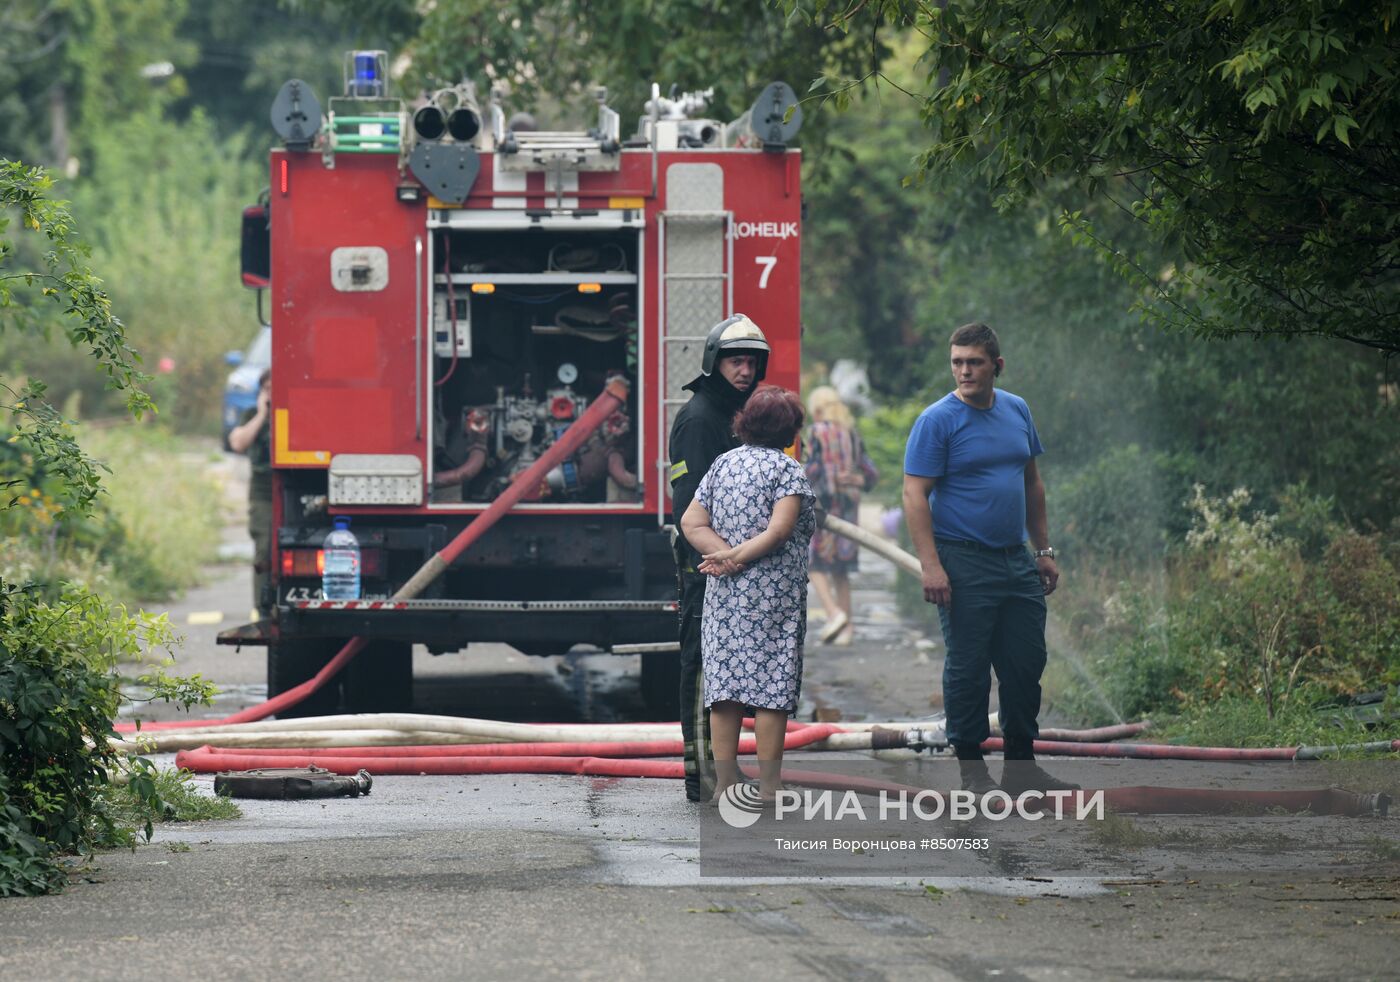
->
[[935, 540, 1047, 749], [249, 492, 273, 618], [678, 569, 715, 801]]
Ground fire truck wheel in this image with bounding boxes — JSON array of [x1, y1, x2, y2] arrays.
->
[[344, 640, 414, 714], [268, 638, 344, 718], [640, 652, 681, 720]]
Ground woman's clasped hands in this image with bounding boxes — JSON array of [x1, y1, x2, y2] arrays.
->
[[698, 545, 746, 577]]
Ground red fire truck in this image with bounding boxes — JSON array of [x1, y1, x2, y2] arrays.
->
[[223, 53, 803, 717]]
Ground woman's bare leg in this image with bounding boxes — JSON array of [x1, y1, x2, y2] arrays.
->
[[754, 708, 788, 798], [833, 570, 854, 643], [834, 570, 852, 622], [810, 570, 839, 622], [709, 701, 744, 797]]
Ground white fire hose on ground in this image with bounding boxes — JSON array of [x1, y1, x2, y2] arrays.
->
[[818, 511, 922, 577]]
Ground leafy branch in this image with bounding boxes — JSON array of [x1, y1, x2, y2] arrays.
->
[[1, 159, 154, 523]]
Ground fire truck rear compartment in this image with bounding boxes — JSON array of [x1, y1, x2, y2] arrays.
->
[[274, 480, 676, 635], [428, 226, 640, 505]]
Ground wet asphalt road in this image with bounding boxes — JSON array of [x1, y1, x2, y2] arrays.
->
[[3, 463, 1397, 980]]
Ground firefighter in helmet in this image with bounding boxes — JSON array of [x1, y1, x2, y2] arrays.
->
[[667, 313, 771, 802]]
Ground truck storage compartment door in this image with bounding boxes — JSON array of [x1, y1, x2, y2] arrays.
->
[[271, 151, 426, 468]]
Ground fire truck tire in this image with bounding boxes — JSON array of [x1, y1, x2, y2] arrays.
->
[[267, 638, 344, 718], [344, 641, 414, 714], [640, 652, 681, 720]]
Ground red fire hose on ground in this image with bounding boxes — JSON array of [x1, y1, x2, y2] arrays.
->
[[173, 740, 1389, 817]]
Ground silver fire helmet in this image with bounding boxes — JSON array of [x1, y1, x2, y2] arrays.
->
[[700, 313, 770, 380]]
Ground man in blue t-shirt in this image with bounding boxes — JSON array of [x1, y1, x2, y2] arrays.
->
[[903, 322, 1073, 794]]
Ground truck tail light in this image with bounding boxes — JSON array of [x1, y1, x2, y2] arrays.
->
[[470, 283, 495, 294], [280, 547, 384, 578], [577, 283, 602, 294]]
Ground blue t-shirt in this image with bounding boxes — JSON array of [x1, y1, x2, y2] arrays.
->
[[903, 390, 1044, 548]]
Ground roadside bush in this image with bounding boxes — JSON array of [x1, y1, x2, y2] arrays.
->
[[0, 582, 214, 896], [1, 422, 131, 600], [1155, 695, 1386, 751], [1059, 487, 1400, 735], [76, 111, 261, 434], [99, 768, 241, 833], [1050, 445, 1195, 570]]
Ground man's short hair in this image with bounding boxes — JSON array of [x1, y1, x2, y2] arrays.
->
[[733, 385, 805, 449], [949, 322, 1000, 361]]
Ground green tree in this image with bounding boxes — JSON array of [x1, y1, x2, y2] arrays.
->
[[904, 176, 1400, 536], [803, 0, 1400, 354], [0, 0, 192, 167], [173, 1, 407, 140], [1, 159, 151, 500], [800, 34, 938, 395], [382, 0, 889, 152]]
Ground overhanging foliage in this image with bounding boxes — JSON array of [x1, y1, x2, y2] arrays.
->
[[805, 0, 1400, 353]]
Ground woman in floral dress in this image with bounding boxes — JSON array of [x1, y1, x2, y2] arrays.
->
[[680, 386, 815, 800]]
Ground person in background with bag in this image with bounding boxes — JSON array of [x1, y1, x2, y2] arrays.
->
[[804, 386, 878, 645]]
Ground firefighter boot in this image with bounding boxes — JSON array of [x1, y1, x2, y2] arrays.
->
[[999, 739, 1081, 796], [954, 742, 999, 796]]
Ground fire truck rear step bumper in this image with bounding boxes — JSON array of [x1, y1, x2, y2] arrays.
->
[[219, 598, 679, 650]]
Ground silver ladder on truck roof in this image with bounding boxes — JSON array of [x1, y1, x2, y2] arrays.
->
[[657, 162, 732, 527]]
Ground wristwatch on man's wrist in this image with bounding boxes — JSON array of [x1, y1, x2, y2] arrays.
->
[[1032, 547, 1057, 560]]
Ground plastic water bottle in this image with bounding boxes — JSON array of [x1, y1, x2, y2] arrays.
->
[[321, 516, 361, 600]]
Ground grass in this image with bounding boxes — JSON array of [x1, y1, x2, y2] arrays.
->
[[1364, 836, 1400, 862], [78, 423, 223, 601], [1088, 812, 1204, 849], [1150, 698, 1399, 755], [102, 768, 242, 835], [3, 422, 223, 605]]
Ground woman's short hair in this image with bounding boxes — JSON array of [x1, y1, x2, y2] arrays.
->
[[734, 385, 805, 449], [807, 385, 854, 430]]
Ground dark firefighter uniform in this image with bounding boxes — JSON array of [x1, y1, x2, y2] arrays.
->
[[668, 314, 770, 802], [239, 404, 274, 620]]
